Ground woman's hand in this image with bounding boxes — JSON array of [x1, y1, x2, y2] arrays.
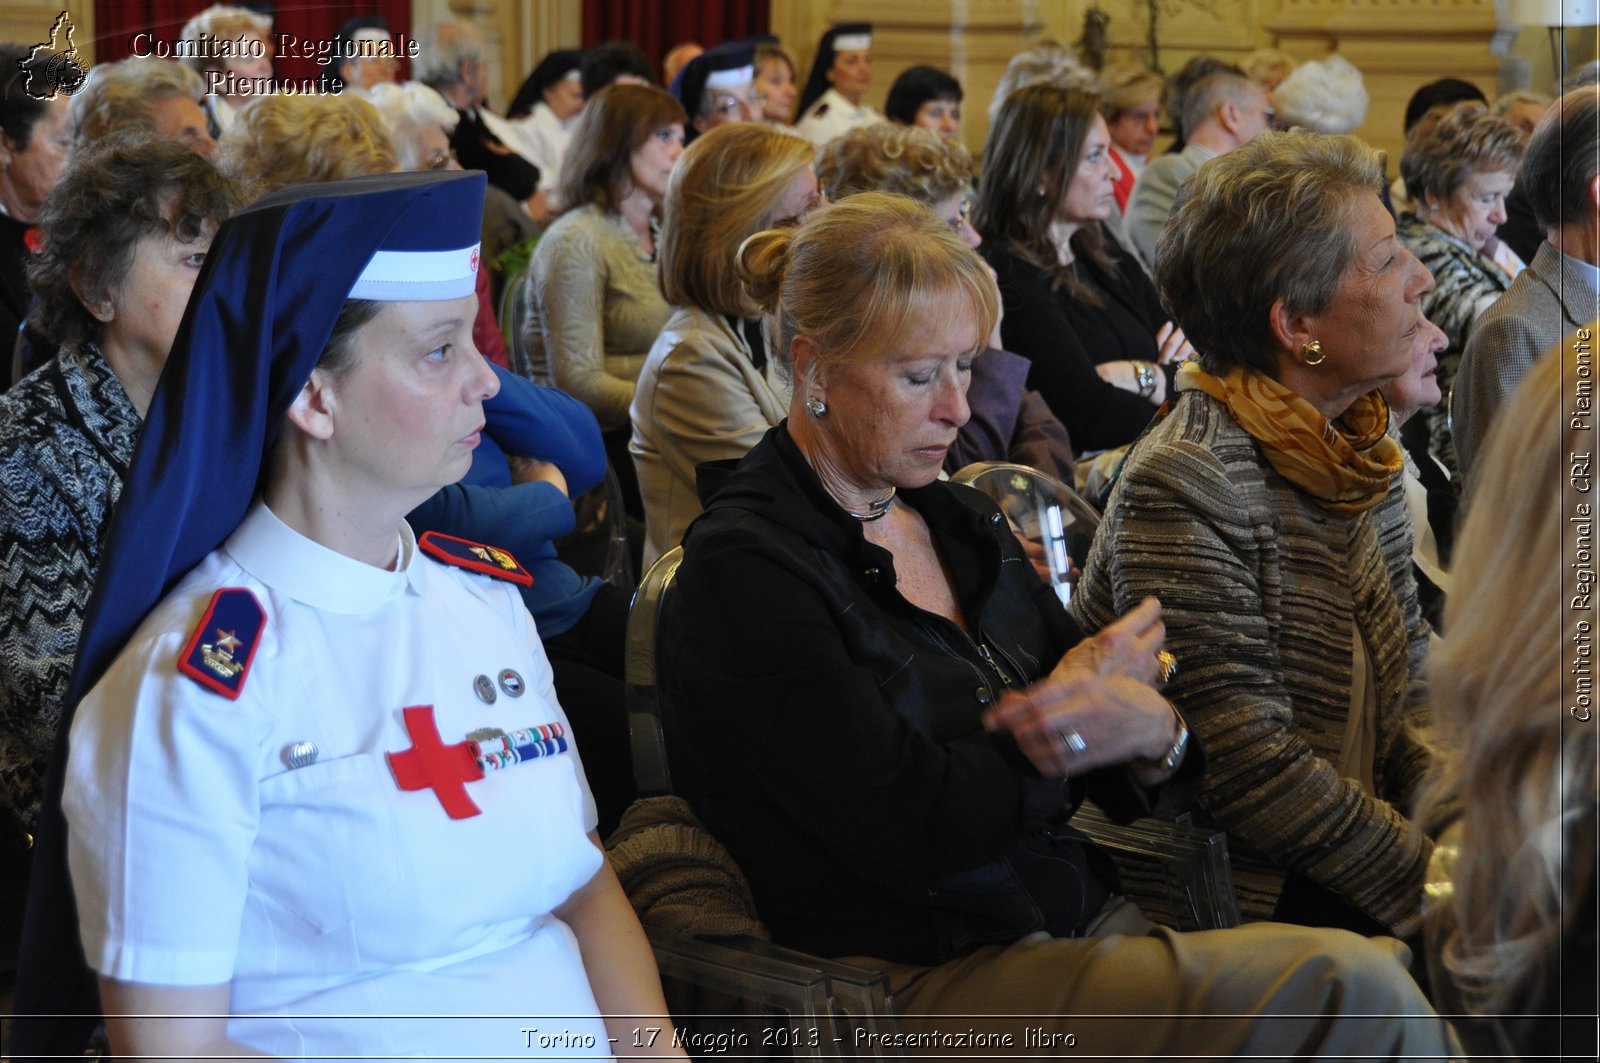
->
[[508, 456, 569, 497], [1094, 360, 1167, 405], [982, 597, 1180, 778], [1017, 533, 1054, 583], [1154, 321, 1194, 365]]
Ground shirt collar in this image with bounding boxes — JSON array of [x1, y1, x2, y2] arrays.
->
[[223, 500, 427, 613], [1566, 249, 1600, 293]]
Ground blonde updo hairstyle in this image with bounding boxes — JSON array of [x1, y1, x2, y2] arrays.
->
[[1097, 62, 1163, 122], [220, 93, 397, 200], [814, 123, 971, 207], [736, 191, 998, 397], [658, 122, 815, 318]]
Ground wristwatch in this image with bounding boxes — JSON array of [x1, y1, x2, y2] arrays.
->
[[1157, 706, 1190, 773], [1134, 360, 1158, 400]]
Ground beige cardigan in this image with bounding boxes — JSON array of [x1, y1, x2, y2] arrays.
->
[[630, 307, 791, 569], [1070, 387, 1434, 936], [522, 204, 669, 430]]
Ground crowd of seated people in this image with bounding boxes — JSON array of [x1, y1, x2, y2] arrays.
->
[[1, 17, 1596, 1062]]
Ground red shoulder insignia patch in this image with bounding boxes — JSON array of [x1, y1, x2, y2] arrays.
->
[[177, 588, 266, 700], [418, 531, 534, 586]]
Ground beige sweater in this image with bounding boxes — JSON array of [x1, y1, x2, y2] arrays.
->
[[522, 204, 669, 430], [1071, 387, 1434, 936]]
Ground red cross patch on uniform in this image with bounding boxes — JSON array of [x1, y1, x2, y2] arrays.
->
[[418, 531, 533, 586], [177, 588, 266, 699]]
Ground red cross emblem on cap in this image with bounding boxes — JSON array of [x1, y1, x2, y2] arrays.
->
[[386, 705, 484, 819], [469, 247, 480, 273]]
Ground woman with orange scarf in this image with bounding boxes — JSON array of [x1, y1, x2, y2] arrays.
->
[[1073, 131, 1446, 943]]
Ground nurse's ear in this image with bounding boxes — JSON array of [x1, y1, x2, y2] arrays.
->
[[284, 368, 339, 441]]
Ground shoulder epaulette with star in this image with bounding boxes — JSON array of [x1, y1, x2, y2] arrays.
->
[[177, 588, 266, 699], [418, 530, 534, 586]]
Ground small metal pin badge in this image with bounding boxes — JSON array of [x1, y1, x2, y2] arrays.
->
[[498, 669, 525, 697], [473, 674, 497, 704], [283, 741, 319, 770]]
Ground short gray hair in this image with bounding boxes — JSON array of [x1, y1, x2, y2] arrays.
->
[[416, 23, 485, 89], [1181, 73, 1259, 139], [1272, 54, 1369, 135], [359, 81, 459, 170], [69, 57, 206, 145], [1399, 101, 1524, 205], [1155, 130, 1384, 376], [1524, 85, 1600, 232]]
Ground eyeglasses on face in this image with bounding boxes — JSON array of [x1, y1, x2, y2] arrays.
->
[[709, 89, 768, 117]]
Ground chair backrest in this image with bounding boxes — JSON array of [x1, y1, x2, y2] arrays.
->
[[622, 543, 905, 1049], [599, 463, 635, 591], [951, 460, 1103, 606], [500, 265, 531, 380], [625, 545, 683, 798]]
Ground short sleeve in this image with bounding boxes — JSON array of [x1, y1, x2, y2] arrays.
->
[[64, 614, 269, 985]]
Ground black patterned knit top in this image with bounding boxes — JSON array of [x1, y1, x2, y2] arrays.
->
[[0, 343, 140, 830]]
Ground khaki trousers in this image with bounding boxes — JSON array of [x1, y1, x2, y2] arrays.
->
[[845, 919, 1458, 1061]]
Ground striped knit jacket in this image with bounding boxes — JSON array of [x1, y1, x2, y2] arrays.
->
[[1071, 387, 1434, 936], [0, 344, 139, 830]]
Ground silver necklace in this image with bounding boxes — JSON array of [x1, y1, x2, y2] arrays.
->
[[845, 488, 896, 522]]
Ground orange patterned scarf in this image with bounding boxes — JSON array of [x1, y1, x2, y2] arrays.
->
[[1178, 362, 1401, 516]]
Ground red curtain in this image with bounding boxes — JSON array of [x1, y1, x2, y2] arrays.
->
[[583, 0, 771, 83], [92, 2, 414, 85]]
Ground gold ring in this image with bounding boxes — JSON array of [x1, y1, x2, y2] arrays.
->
[[1156, 650, 1178, 686]]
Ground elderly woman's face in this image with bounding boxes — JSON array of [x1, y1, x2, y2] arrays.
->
[[0, 94, 71, 222], [413, 123, 456, 171], [1107, 101, 1160, 157], [1057, 113, 1119, 226], [812, 307, 979, 491], [223, 33, 274, 83], [1427, 169, 1515, 251], [1300, 195, 1435, 396], [1502, 98, 1548, 138], [148, 94, 218, 160], [934, 193, 980, 249], [319, 294, 500, 499], [101, 219, 217, 367], [1379, 317, 1448, 423]]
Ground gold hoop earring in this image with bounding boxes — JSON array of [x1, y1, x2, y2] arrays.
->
[[1299, 339, 1325, 366]]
